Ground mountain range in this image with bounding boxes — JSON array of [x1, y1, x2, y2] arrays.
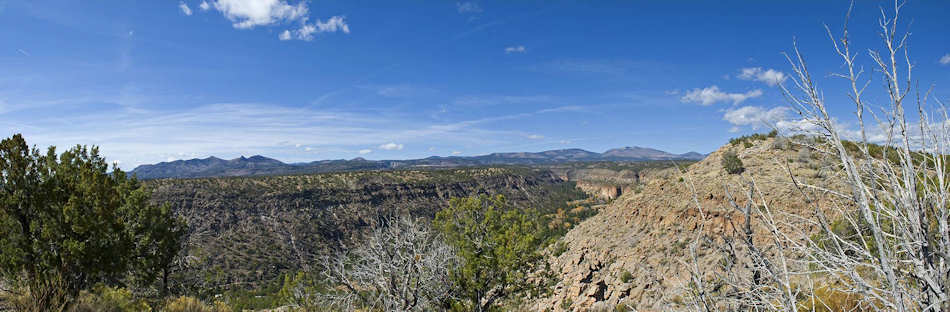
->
[[130, 146, 705, 179]]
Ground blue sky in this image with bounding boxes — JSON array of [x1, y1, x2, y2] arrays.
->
[[2, 1, 949, 169]]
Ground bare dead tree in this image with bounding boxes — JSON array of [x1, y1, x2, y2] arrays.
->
[[688, 1, 950, 311], [312, 216, 457, 312]]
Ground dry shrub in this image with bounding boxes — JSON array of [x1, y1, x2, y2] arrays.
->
[[70, 285, 152, 312], [797, 286, 879, 312], [163, 296, 231, 312]]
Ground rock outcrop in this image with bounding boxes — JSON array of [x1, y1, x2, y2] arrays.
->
[[537, 138, 847, 311]]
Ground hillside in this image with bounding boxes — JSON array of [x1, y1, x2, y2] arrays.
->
[[537, 137, 848, 311], [146, 167, 590, 295], [131, 147, 704, 179]]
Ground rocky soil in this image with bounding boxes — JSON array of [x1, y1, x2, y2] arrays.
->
[[536, 138, 848, 311]]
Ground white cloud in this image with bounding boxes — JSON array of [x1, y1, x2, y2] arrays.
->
[[722, 106, 790, 129], [505, 45, 526, 54], [378, 142, 404, 150], [178, 2, 193, 15], [680, 86, 763, 106], [16, 49, 30, 57], [8, 97, 573, 169], [304, 147, 313, 151], [294, 143, 301, 148], [279, 16, 350, 41], [358, 149, 372, 155], [212, 0, 308, 29], [941, 54, 950, 65], [456, 2, 482, 13], [737, 67, 787, 86], [451, 151, 462, 155], [527, 134, 543, 139], [199, 1, 211, 11]]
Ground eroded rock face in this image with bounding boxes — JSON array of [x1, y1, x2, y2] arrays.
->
[[538, 138, 848, 311], [574, 182, 623, 201]]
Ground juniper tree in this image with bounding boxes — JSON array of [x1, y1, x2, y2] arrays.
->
[[0, 134, 186, 311]]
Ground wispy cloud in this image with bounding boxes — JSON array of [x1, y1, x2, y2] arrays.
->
[[199, 1, 211, 11], [531, 59, 645, 76], [680, 86, 762, 106], [7, 98, 580, 168], [941, 53, 950, 65], [378, 142, 404, 150], [504, 45, 526, 54], [361, 84, 435, 98], [178, 1, 192, 16], [358, 149, 372, 155], [455, 20, 504, 39], [16, 49, 30, 57], [453, 94, 555, 107], [737, 67, 786, 86], [456, 2, 483, 13]]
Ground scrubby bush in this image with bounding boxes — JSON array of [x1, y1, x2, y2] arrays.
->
[[797, 286, 878, 312], [721, 150, 744, 174], [163, 296, 231, 312], [70, 285, 151, 312], [434, 195, 549, 312], [729, 130, 778, 147], [620, 271, 633, 283], [771, 136, 789, 150]]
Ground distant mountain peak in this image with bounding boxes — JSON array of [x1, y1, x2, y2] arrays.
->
[[131, 145, 705, 179]]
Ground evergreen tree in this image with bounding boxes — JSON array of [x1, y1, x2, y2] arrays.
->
[[434, 195, 546, 312], [0, 134, 186, 311]]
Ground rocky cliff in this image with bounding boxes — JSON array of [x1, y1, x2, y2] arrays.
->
[[537, 138, 846, 311], [145, 167, 584, 293]]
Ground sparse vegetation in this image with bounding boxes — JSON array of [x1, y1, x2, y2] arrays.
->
[[729, 130, 778, 147], [687, 3, 950, 311]]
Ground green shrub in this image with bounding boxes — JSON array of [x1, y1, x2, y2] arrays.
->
[[729, 131, 777, 147], [70, 285, 151, 312], [163, 296, 231, 312], [435, 195, 547, 311], [560, 298, 573, 310], [620, 270, 633, 283], [552, 242, 569, 257], [721, 150, 744, 174]]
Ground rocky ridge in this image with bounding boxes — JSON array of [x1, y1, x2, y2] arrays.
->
[[537, 138, 848, 311]]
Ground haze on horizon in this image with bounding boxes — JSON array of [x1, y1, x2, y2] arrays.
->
[[2, 0, 949, 169]]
